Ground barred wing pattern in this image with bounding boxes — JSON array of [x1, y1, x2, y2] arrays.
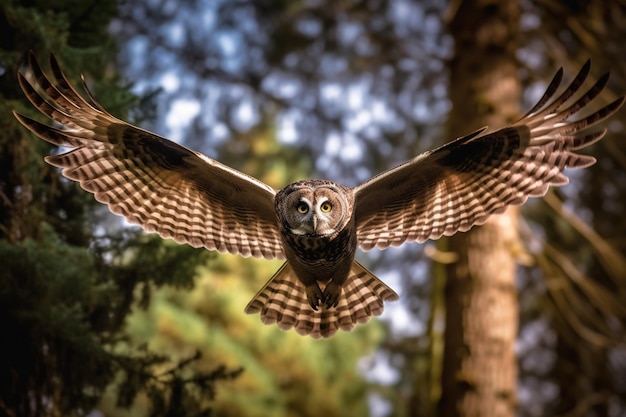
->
[[245, 261, 399, 338], [355, 60, 624, 251], [14, 53, 284, 259], [14, 53, 624, 339]]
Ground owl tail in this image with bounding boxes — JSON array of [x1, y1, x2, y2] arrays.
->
[[244, 261, 399, 338]]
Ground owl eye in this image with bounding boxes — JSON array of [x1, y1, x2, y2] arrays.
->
[[296, 202, 309, 214], [320, 201, 332, 213]]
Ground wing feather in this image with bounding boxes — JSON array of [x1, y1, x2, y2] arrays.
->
[[15, 52, 284, 259], [354, 61, 624, 251]]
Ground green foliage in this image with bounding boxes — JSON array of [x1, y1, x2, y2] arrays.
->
[[117, 254, 382, 417], [0, 224, 112, 414], [1, 1, 242, 416], [1, 0, 122, 413]]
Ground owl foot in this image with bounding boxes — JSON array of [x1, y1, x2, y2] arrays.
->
[[305, 284, 324, 311], [323, 281, 342, 309]]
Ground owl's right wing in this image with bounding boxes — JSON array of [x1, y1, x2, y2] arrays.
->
[[15, 53, 284, 259], [354, 60, 624, 251]]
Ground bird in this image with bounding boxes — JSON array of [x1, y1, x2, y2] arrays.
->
[[14, 52, 624, 338]]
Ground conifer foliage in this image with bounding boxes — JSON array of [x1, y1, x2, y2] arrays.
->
[[0, 2, 237, 416]]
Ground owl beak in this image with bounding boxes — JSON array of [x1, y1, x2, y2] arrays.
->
[[291, 217, 320, 236], [300, 217, 317, 235]]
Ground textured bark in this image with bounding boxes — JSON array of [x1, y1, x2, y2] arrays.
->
[[439, 1, 521, 417]]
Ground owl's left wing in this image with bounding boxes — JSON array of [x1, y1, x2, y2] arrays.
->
[[354, 60, 624, 251], [15, 53, 284, 259]]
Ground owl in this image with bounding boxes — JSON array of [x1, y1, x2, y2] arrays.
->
[[14, 53, 624, 338]]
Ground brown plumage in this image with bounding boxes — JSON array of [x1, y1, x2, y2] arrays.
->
[[14, 53, 624, 338]]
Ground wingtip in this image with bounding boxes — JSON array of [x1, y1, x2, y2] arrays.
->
[[16, 68, 29, 90], [27, 50, 40, 71], [581, 58, 591, 72], [553, 65, 565, 85], [598, 70, 611, 87], [576, 58, 592, 84], [49, 51, 62, 73], [605, 95, 626, 117], [12, 109, 25, 120], [12, 111, 40, 135], [22, 51, 61, 77]]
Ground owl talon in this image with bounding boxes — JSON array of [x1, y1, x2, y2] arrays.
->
[[305, 284, 324, 311], [323, 281, 342, 309]]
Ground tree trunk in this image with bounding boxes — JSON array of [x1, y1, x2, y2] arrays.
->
[[439, 1, 521, 417]]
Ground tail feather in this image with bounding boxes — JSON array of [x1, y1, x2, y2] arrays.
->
[[244, 261, 399, 338]]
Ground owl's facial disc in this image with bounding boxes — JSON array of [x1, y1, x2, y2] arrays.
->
[[289, 196, 339, 237], [278, 182, 351, 238]]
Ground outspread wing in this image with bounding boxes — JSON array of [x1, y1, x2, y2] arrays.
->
[[354, 60, 625, 251], [15, 53, 284, 259]]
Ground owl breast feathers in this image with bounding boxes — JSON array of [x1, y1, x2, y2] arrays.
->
[[15, 53, 624, 338]]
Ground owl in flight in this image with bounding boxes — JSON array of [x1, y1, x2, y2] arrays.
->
[[15, 53, 624, 338]]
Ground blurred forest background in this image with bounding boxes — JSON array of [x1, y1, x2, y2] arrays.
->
[[1, 0, 626, 416]]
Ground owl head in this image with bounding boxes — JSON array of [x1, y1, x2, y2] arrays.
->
[[275, 180, 354, 237]]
